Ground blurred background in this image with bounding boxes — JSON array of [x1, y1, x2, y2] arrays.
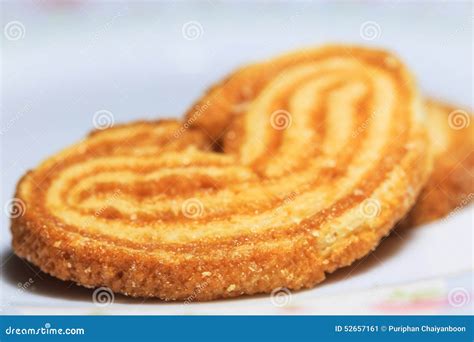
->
[[1, 0, 472, 314]]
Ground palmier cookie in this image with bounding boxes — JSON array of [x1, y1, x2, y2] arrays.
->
[[400, 100, 473, 228], [12, 46, 432, 300]]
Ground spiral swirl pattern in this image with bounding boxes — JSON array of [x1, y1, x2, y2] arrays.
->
[[3, 21, 26, 41], [92, 287, 115, 307], [182, 21, 204, 41], [359, 21, 382, 41], [12, 46, 432, 300], [92, 110, 115, 130], [448, 109, 471, 130], [4, 198, 26, 219], [448, 287, 471, 308]]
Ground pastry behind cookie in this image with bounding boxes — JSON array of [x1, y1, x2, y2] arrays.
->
[[400, 100, 473, 228]]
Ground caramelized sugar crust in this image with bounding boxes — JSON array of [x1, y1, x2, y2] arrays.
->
[[12, 46, 432, 300], [400, 101, 473, 228]]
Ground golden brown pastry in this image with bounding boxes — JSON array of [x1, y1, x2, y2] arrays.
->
[[11, 46, 432, 300], [400, 100, 473, 228]]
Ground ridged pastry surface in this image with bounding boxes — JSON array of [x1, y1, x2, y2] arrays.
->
[[400, 100, 473, 228], [12, 46, 432, 300]]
